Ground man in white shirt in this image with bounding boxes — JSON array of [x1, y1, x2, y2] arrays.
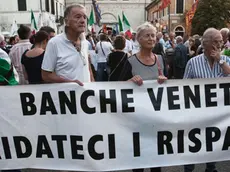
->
[[95, 33, 113, 81], [130, 32, 140, 55], [120, 32, 132, 55], [42, 4, 93, 85]]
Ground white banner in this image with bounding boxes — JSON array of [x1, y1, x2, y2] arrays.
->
[[0, 79, 230, 171]]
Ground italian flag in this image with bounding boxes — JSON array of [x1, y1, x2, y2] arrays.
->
[[118, 15, 123, 32], [31, 10, 38, 35], [88, 7, 95, 33], [122, 12, 132, 38]]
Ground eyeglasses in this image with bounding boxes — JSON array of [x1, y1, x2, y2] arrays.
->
[[212, 40, 224, 45]]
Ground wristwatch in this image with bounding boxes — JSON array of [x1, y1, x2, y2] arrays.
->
[[219, 59, 226, 66]]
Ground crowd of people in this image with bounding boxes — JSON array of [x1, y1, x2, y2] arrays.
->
[[1, 3, 230, 172]]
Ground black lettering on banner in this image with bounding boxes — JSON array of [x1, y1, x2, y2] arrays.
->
[[88, 135, 104, 160], [59, 91, 77, 114], [51, 135, 67, 159], [81, 90, 96, 114], [108, 134, 116, 159], [2, 137, 11, 159], [147, 88, 164, 111], [205, 84, 217, 107], [167, 87, 180, 110], [70, 136, 84, 159], [13, 136, 32, 158], [222, 127, 230, 150], [133, 132, 140, 157], [20, 93, 37, 115], [184, 85, 201, 109], [36, 135, 54, 158], [157, 131, 173, 155], [220, 83, 230, 106], [206, 127, 221, 152], [121, 89, 135, 113], [188, 128, 201, 153], [178, 130, 184, 153], [100, 90, 117, 113], [40, 92, 58, 115]]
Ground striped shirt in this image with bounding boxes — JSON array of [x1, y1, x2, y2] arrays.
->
[[9, 40, 32, 84], [183, 53, 230, 79]]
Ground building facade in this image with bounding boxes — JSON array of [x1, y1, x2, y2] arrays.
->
[[0, 0, 66, 35], [146, 0, 196, 36], [66, 0, 151, 32]]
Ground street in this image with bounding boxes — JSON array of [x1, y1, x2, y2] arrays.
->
[[21, 161, 230, 172]]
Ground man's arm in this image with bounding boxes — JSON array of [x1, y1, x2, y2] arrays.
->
[[88, 55, 95, 82], [41, 70, 83, 86], [183, 59, 193, 79], [220, 57, 230, 75]]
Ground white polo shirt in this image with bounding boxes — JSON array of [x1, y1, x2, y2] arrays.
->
[[124, 39, 132, 54], [95, 41, 113, 63], [42, 33, 90, 82]]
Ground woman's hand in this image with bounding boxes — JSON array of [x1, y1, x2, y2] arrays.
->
[[158, 75, 167, 84], [129, 75, 143, 86]]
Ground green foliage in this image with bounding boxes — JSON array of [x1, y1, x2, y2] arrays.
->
[[191, 0, 230, 35]]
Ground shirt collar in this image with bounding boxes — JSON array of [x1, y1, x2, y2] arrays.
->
[[18, 39, 30, 43]]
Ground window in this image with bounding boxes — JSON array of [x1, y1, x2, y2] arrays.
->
[[60, 4, 63, 16], [51, 0, 55, 15], [18, 0, 27, 11], [176, 0, 184, 14], [45, 0, 50, 12]]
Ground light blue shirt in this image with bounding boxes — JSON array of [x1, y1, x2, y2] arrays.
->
[[159, 38, 166, 49], [165, 39, 176, 49], [183, 54, 230, 79]]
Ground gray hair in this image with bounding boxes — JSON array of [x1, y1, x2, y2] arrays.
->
[[176, 36, 183, 42], [136, 22, 157, 40], [202, 28, 219, 47], [220, 28, 229, 35], [64, 4, 85, 20]]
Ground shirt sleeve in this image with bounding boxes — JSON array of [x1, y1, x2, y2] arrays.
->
[[118, 60, 133, 81], [224, 56, 230, 65], [95, 42, 99, 51], [183, 59, 193, 79], [109, 42, 114, 50], [41, 40, 58, 72], [128, 41, 132, 51]]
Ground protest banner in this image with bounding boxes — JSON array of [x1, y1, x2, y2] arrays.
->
[[0, 79, 230, 171]]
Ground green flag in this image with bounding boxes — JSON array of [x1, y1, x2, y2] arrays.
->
[[118, 15, 123, 32], [31, 10, 37, 33], [122, 11, 131, 31], [88, 7, 95, 26]]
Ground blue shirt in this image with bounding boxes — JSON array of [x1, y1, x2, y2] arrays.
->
[[183, 54, 230, 79], [159, 38, 166, 49], [165, 39, 176, 49]]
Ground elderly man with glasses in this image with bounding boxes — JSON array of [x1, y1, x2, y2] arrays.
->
[[183, 28, 230, 172]]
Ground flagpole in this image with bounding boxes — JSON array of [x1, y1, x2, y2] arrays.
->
[[40, 0, 42, 11], [168, 3, 171, 32]]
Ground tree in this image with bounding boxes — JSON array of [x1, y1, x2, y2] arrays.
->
[[191, 0, 230, 35]]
